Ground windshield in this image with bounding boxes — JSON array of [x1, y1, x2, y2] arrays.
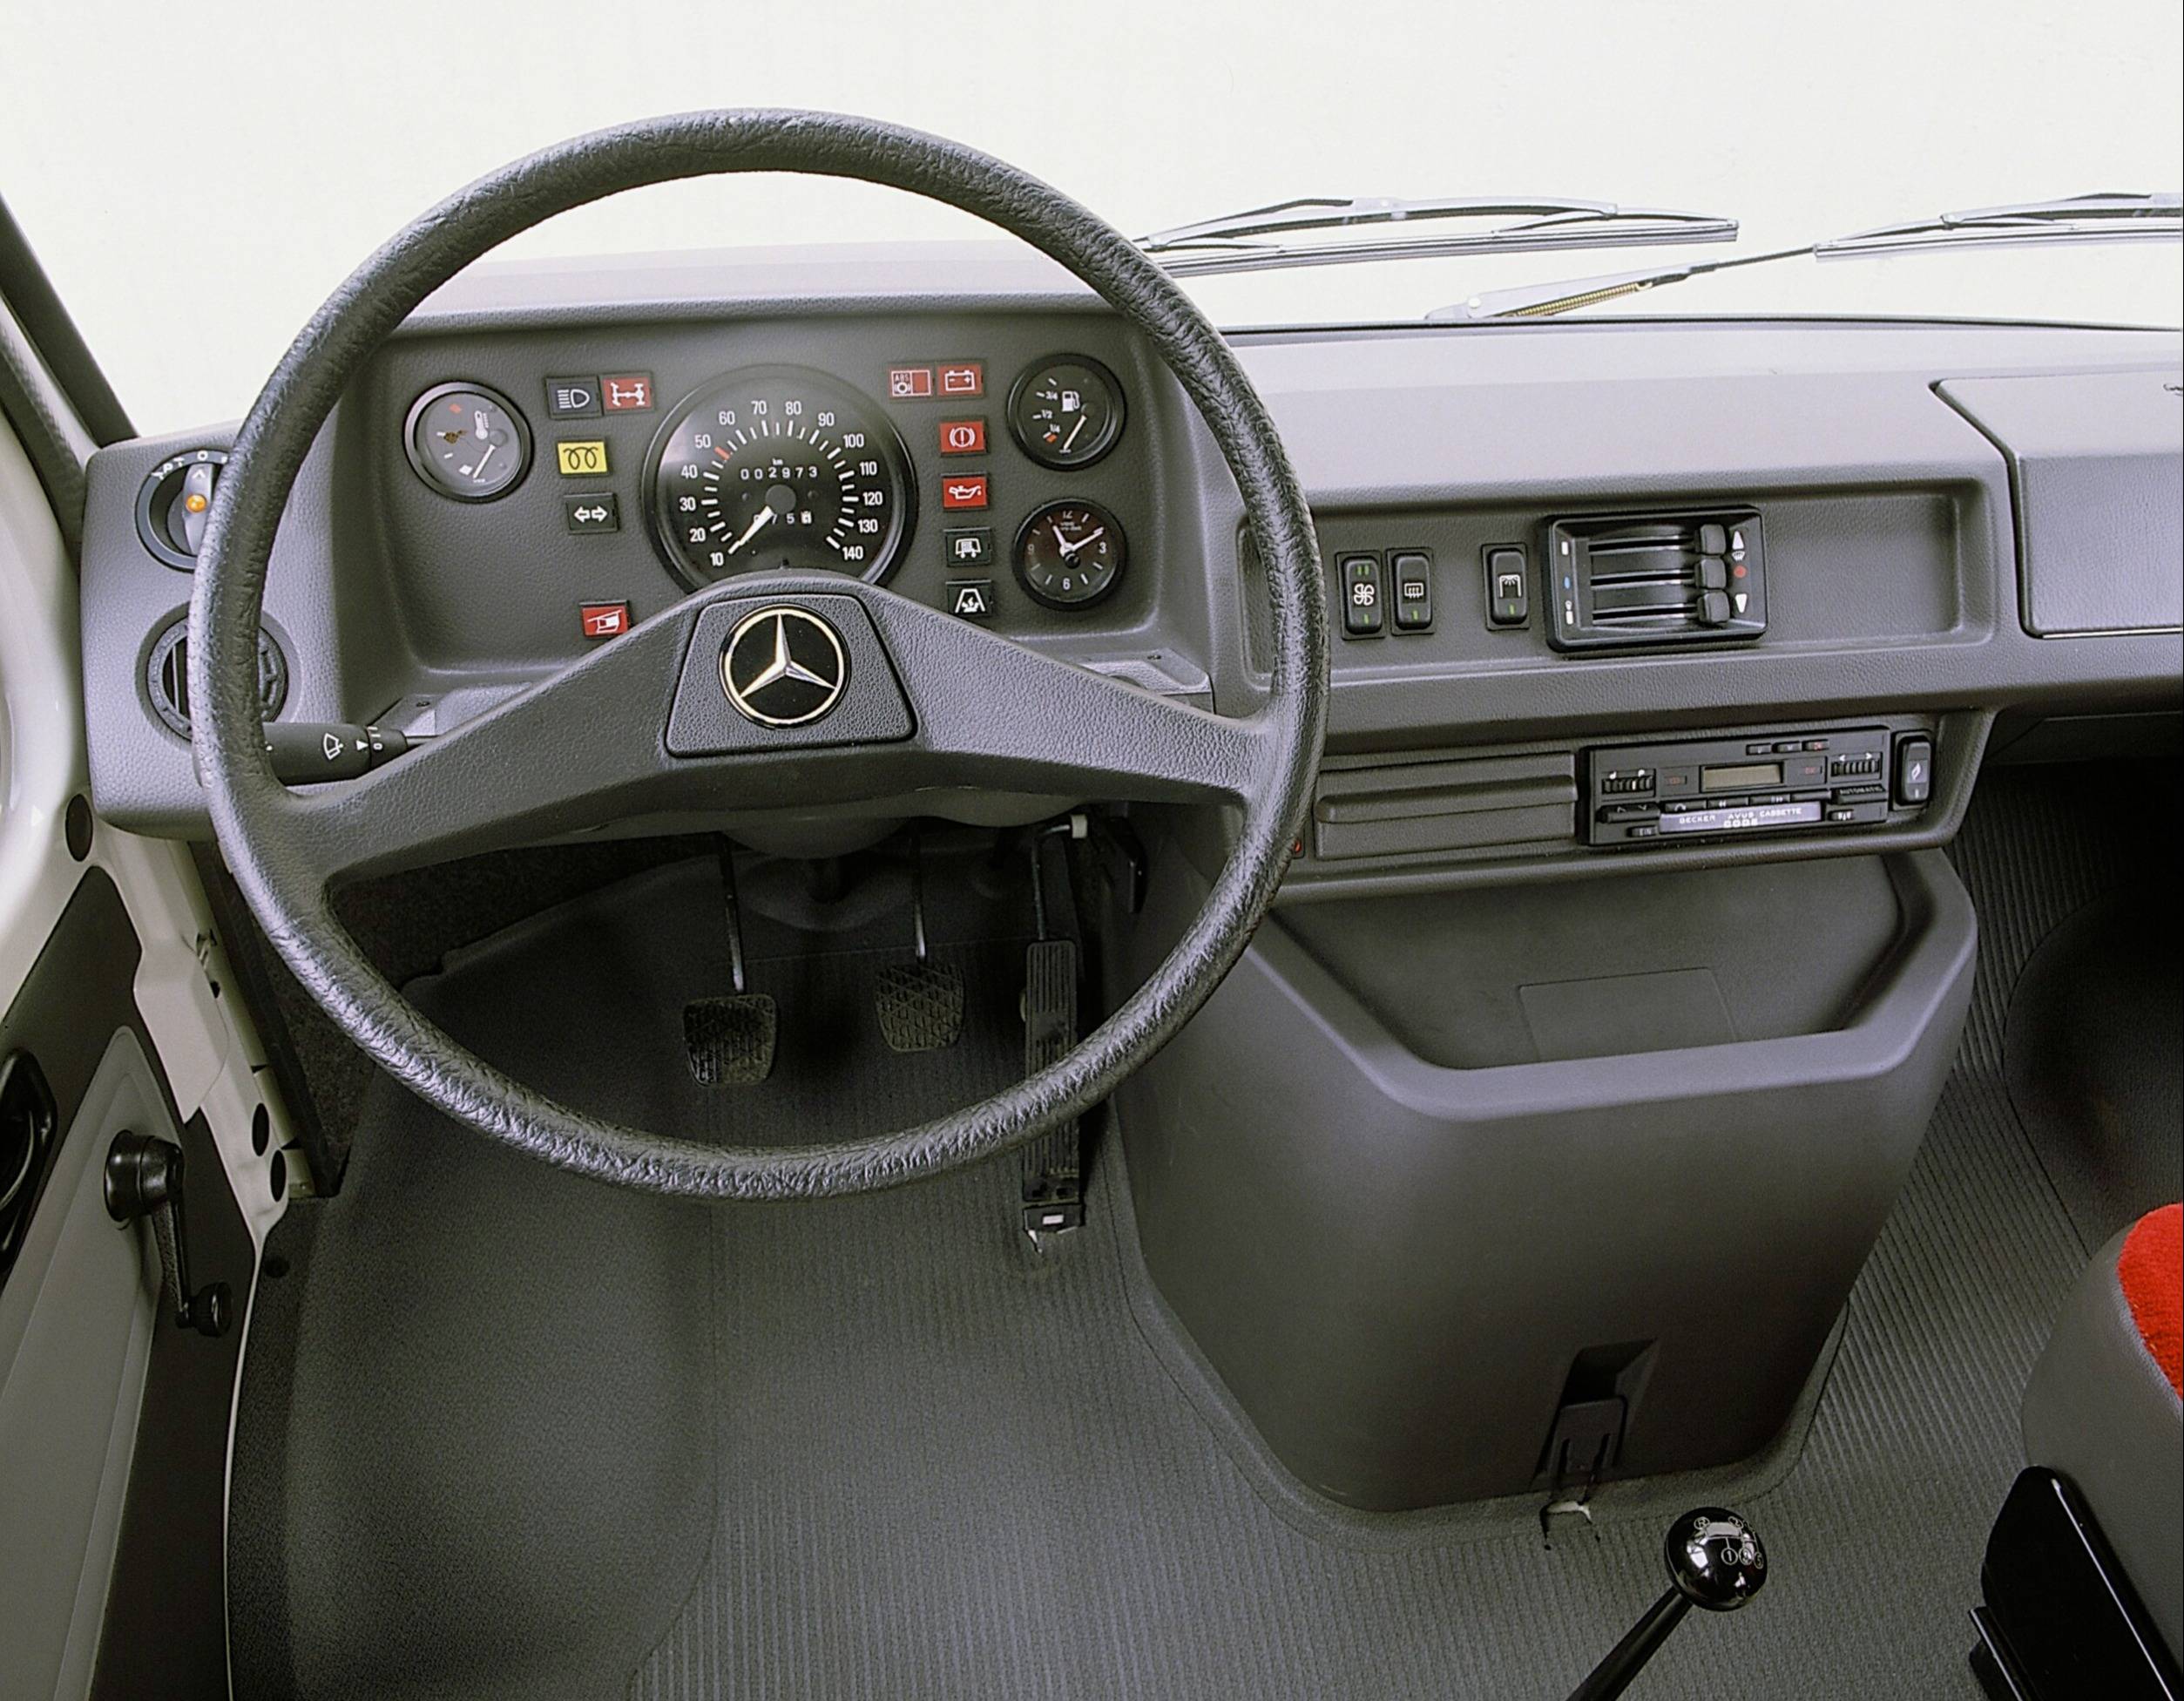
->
[[6, 0, 2179, 434]]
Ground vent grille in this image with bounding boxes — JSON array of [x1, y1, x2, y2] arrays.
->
[[1545, 509, 1767, 651], [144, 618, 288, 738]]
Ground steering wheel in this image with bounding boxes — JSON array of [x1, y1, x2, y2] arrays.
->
[[190, 111, 1326, 1200]]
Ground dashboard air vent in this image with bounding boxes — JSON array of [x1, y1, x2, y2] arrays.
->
[[1545, 509, 1767, 651], [145, 617, 288, 738]]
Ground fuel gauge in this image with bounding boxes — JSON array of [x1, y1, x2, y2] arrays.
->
[[1007, 355, 1126, 470], [405, 382, 531, 501]]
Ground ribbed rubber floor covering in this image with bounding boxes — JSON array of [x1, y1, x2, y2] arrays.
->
[[230, 820, 2116, 1700]]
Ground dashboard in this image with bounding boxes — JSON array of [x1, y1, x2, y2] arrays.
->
[[78, 242, 2184, 887]]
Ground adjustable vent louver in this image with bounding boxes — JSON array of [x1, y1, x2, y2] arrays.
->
[[144, 617, 288, 738], [1544, 508, 1767, 651]]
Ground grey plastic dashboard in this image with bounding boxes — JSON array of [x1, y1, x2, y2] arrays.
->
[[78, 241, 2184, 891]]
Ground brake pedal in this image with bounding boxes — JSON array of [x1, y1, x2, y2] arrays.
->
[[1021, 817, 1087, 1250], [876, 828, 964, 1054], [685, 840, 776, 1086]]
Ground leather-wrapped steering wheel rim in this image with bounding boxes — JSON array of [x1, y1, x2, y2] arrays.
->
[[190, 109, 1327, 1199]]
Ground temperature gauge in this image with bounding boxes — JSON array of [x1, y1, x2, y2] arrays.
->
[[1015, 499, 1126, 609], [1007, 356, 1126, 470], [404, 382, 531, 501]]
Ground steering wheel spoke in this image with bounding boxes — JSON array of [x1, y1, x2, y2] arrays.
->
[[856, 586, 1268, 808], [280, 609, 696, 886]]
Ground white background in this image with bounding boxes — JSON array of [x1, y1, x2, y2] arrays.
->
[[5, 0, 2179, 430]]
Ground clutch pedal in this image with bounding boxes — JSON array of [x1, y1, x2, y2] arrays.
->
[[876, 827, 964, 1054], [684, 840, 778, 1086]]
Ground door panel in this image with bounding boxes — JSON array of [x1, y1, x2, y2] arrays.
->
[[0, 356, 290, 1699], [0, 1015, 167, 1698]]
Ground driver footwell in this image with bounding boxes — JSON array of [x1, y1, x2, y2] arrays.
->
[[231, 844, 2085, 1700]]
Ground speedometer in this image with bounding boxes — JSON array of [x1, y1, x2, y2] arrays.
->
[[646, 366, 914, 589]]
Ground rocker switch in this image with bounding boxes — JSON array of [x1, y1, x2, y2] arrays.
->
[[1484, 546, 1529, 628], [1390, 551, 1434, 631], [1338, 552, 1385, 636], [1894, 734, 1934, 807]]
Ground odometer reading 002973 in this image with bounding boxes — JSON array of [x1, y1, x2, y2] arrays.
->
[[646, 366, 914, 589]]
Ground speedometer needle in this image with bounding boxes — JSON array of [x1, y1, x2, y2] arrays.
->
[[726, 506, 776, 555]]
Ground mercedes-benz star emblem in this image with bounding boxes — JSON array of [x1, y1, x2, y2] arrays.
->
[[720, 605, 849, 728]]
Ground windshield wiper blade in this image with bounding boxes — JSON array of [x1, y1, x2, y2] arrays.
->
[[1431, 190, 2181, 320], [1135, 196, 1737, 278], [1814, 191, 2182, 256]]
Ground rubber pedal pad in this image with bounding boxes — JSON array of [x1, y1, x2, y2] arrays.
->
[[875, 959, 964, 1054], [683, 994, 779, 1086]]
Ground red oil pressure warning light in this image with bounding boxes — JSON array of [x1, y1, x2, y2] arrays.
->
[[941, 474, 990, 511]]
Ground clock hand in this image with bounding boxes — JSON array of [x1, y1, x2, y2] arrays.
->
[[1055, 525, 1105, 559]]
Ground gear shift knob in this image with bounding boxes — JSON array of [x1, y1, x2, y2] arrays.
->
[[1568, 1508, 1768, 1701], [1665, 1507, 1768, 1610]]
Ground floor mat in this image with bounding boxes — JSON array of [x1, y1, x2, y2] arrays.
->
[[233, 837, 2097, 1701], [1949, 762, 2183, 1252], [625, 1077, 2075, 1701]]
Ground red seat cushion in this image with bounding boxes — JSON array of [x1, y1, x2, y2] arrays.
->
[[2118, 1203, 2183, 1398]]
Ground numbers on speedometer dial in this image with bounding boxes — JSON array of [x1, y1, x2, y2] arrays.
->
[[646, 366, 914, 588]]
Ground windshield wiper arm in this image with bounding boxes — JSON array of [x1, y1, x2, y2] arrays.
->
[[1431, 191, 2181, 321], [1135, 196, 1737, 279], [1814, 191, 2183, 255]]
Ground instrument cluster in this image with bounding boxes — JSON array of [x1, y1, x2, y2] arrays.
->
[[396, 343, 1137, 627]]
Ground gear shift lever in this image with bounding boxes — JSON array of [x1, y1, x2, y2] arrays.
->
[[1568, 1508, 1768, 1700]]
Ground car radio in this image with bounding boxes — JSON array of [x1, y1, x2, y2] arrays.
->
[[1586, 726, 1929, 847]]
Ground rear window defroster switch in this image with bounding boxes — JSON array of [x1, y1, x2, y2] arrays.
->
[[1390, 551, 1434, 631]]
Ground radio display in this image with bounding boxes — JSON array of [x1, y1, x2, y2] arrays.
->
[[1701, 761, 1783, 790]]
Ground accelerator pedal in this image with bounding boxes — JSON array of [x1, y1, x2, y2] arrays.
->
[[685, 840, 776, 1086], [876, 827, 964, 1054], [1021, 816, 1089, 1250]]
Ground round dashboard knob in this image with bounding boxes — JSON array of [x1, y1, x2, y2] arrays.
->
[[134, 448, 229, 568]]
